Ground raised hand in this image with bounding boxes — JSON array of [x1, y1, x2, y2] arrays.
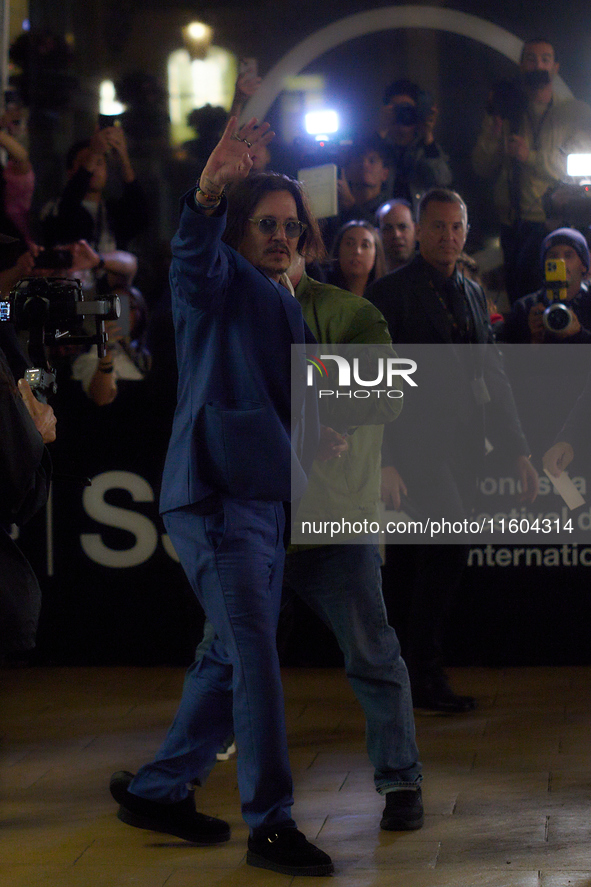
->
[[199, 117, 274, 197], [88, 127, 110, 159], [337, 168, 356, 210], [104, 125, 128, 157], [235, 70, 262, 101], [420, 102, 438, 146], [68, 239, 99, 271]]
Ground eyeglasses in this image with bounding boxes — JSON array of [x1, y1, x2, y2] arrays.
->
[[248, 217, 307, 238]]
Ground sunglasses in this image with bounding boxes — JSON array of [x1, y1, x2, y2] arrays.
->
[[248, 217, 307, 238]]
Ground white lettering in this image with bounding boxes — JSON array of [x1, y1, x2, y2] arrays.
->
[[353, 357, 383, 387], [81, 471, 158, 568], [387, 358, 418, 386], [319, 354, 350, 385], [480, 478, 497, 495]]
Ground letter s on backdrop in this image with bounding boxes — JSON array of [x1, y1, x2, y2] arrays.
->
[[80, 471, 159, 568]]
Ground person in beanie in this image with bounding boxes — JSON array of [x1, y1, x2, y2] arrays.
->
[[502, 227, 591, 343]]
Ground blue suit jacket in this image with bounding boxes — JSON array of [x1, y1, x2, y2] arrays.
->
[[160, 191, 318, 513]]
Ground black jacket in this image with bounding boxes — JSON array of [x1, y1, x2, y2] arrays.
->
[[42, 167, 148, 249], [0, 344, 50, 657], [366, 255, 528, 515]]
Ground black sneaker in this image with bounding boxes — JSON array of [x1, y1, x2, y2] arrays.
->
[[247, 827, 334, 876], [380, 787, 424, 831], [109, 770, 230, 845]]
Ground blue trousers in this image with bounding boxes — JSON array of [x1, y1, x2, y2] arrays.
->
[[283, 544, 422, 792], [129, 496, 296, 835]]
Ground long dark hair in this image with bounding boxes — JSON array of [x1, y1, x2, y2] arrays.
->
[[223, 173, 326, 262], [329, 220, 386, 292]]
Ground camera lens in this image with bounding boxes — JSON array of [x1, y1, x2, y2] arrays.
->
[[543, 302, 572, 332]]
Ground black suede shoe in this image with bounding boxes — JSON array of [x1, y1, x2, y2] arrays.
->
[[109, 771, 230, 844], [247, 827, 334, 876], [411, 672, 476, 713], [380, 787, 424, 831]]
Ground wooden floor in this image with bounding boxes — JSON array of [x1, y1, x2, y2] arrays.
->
[[2, 665, 591, 886]]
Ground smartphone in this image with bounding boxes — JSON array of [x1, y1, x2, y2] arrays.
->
[[545, 258, 568, 302], [34, 249, 73, 270], [98, 114, 121, 130], [0, 301, 10, 321], [239, 57, 258, 80]]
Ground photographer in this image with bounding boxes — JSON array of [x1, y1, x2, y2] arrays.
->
[[0, 101, 35, 247], [71, 285, 150, 406], [378, 78, 452, 212], [472, 39, 591, 303], [322, 136, 392, 249], [41, 126, 146, 292], [502, 228, 591, 343], [0, 326, 55, 662]]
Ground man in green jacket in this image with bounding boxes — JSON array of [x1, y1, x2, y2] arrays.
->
[[284, 260, 423, 832]]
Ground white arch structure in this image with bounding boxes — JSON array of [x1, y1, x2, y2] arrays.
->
[[244, 5, 572, 120]]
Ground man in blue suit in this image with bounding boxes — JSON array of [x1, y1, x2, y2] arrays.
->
[[110, 118, 335, 876]]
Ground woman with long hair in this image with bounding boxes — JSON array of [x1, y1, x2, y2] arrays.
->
[[327, 219, 386, 297]]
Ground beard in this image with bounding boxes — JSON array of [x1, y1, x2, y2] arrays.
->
[[257, 247, 291, 277]]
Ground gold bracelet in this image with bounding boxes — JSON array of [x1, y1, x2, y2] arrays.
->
[[196, 184, 223, 204]]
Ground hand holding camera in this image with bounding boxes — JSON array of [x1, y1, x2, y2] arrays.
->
[[419, 102, 438, 146], [18, 378, 57, 443], [506, 133, 530, 163]]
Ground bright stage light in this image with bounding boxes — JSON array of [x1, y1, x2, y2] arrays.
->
[[305, 110, 339, 137], [567, 154, 591, 177]]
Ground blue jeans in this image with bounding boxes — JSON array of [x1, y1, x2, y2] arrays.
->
[[283, 544, 422, 793], [129, 496, 296, 835]]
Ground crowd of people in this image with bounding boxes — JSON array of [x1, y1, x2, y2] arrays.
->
[[2, 35, 591, 877]]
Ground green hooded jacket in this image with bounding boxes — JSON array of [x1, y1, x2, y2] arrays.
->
[[291, 273, 401, 546]]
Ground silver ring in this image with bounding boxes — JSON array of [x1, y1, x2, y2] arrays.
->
[[232, 134, 253, 148]]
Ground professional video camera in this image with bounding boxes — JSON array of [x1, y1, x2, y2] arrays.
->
[[0, 276, 120, 395]]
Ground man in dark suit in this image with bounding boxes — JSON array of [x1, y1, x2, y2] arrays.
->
[[543, 369, 591, 478], [367, 188, 538, 712], [109, 118, 334, 877]]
